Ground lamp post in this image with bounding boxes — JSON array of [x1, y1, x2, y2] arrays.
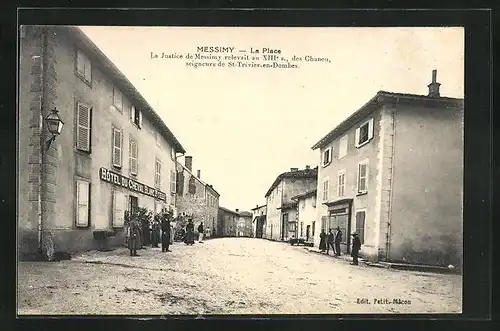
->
[[44, 107, 64, 151]]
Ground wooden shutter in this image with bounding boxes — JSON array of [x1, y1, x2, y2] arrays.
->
[[83, 55, 91, 82], [112, 128, 122, 167], [76, 180, 90, 227], [170, 169, 176, 193], [355, 127, 360, 147], [130, 139, 138, 175], [176, 172, 184, 195], [76, 49, 85, 77], [76, 102, 91, 151], [138, 110, 143, 128], [356, 211, 366, 244], [130, 105, 136, 122], [113, 190, 125, 227], [358, 163, 368, 192], [368, 118, 374, 140]]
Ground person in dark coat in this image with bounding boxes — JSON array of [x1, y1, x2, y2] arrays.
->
[[185, 219, 195, 245], [326, 229, 335, 255], [161, 212, 171, 252], [198, 221, 204, 243], [128, 220, 141, 256], [351, 232, 361, 265], [151, 216, 161, 248], [141, 217, 151, 247], [334, 226, 343, 256], [319, 229, 327, 252]]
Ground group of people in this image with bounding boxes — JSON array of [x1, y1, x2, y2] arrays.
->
[[125, 210, 211, 256], [319, 227, 362, 265]]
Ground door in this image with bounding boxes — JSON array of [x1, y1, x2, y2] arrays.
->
[[129, 195, 138, 215], [306, 225, 310, 241]]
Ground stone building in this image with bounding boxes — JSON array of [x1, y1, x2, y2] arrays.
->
[[236, 210, 253, 237], [175, 156, 220, 236], [251, 204, 266, 238], [264, 166, 318, 241], [18, 26, 185, 259], [291, 189, 317, 244], [217, 206, 239, 237], [311, 70, 463, 267]]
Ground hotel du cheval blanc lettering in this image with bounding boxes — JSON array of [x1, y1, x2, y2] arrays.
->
[[100, 167, 167, 202]]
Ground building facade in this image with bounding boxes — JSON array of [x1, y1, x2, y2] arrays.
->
[[291, 189, 317, 244], [175, 156, 220, 236], [311, 71, 463, 267], [251, 204, 267, 238], [236, 211, 253, 237], [217, 206, 239, 237], [264, 167, 318, 241], [18, 26, 185, 258]]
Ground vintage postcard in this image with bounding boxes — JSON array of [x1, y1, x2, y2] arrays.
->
[[17, 25, 464, 315]]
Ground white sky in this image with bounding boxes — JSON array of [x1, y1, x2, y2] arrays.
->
[[79, 26, 464, 212]]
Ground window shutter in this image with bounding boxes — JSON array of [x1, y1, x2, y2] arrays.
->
[[368, 118, 374, 140], [130, 139, 138, 175], [113, 190, 125, 227], [170, 169, 177, 193], [76, 181, 90, 227], [138, 110, 143, 128], [84, 56, 91, 82], [76, 50, 85, 76], [113, 129, 122, 167], [131, 105, 136, 122], [355, 127, 360, 147], [76, 103, 91, 151]]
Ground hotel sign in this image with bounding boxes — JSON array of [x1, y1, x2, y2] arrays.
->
[[99, 167, 167, 202]]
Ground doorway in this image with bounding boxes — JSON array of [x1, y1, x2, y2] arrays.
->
[[306, 225, 311, 241], [328, 209, 351, 254], [129, 195, 138, 215]]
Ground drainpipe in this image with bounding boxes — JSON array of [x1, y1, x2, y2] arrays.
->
[[37, 28, 48, 255], [386, 97, 399, 260]]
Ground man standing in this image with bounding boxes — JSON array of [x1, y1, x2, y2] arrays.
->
[[161, 212, 171, 252], [351, 232, 361, 265], [326, 229, 335, 255], [205, 226, 211, 240], [319, 229, 327, 253], [198, 221, 204, 243], [334, 226, 343, 256]]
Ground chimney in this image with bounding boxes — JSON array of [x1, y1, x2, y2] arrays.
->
[[256, 205, 259, 209], [185, 156, 193, 171], [290, 168, 299, 172], [197, 170, 201, 179], [305, 165, 310, 170], [235, 208, 239, 213], [427, 69, 441, 98]]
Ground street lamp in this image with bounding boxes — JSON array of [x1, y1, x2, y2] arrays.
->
[[44, 107, 64, 150]]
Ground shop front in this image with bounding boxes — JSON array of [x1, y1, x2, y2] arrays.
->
[[323, 198, 353, 254]]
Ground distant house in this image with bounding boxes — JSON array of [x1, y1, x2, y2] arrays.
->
[[236, 210, 253, 237], [175, 156, 220, 236], [264, 166, 318, 241], [311, 70, 463, 267], [251, 204, 267, 238], [291, 189, 317, 244], [217, 206, 239, 237]]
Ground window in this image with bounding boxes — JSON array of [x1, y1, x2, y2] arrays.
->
[[300, 222, 304, 237], [355, 118, 374, 148], [312, 196, 317, 208], [337, 170, 346, 197], [113, 86, 123, 111], [357, 161, 369, 194], [76, 180, 90, 227], [322, 178, 329, 201], [112, 128, 122, 168], [312, 221, 316, 236], [112, 190, 126, 228], [355, 211, 366, 245], [322, 147, 332, 167], [76, 49, 91, 84], [155, 132, 160, 147], [171, 148, 175, 160], [170, 169, 176, 193], [155, 159, 162, 187], [76, 102, 91, 152], [129, 138, 138, 175], [283, 213, 289, 223], [339, 135, 348, 158], [130, 105, 142, 128], [301, 199, 306, 209]]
